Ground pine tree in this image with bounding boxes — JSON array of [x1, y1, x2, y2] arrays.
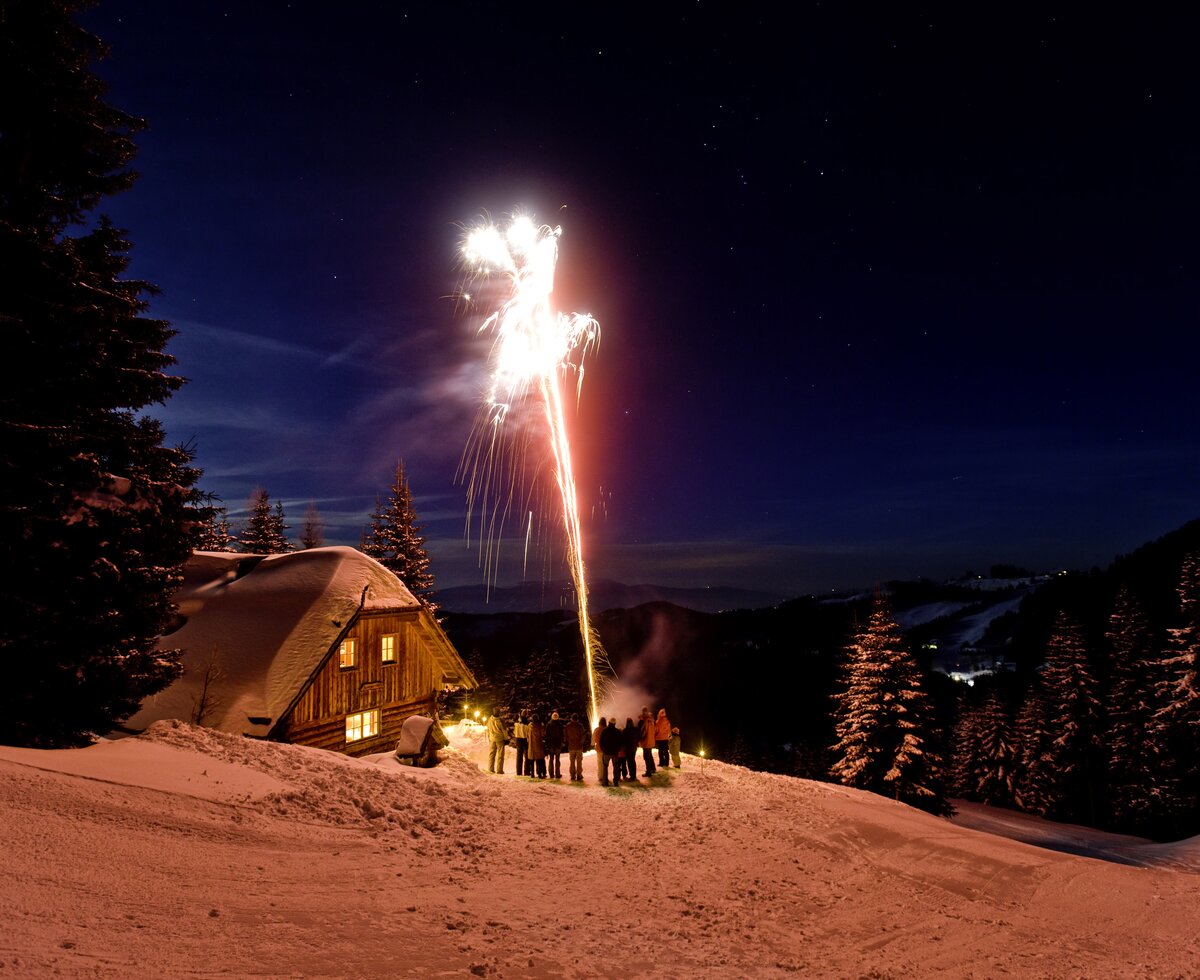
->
[[829, 593, 951, 815], [1011, 686, 1054, 816], [237, 489, 291, 554], [1106, 586, 1176, 831], [299, 501, 324, 549], [950, 701, 985, 800], [195, 505, 235, 551], [974, 692, 1015, 806], [1152, 555, 1200, 824], [0, 2, 201, 746], [363, 460, 437, 611], [1039, 612, 1103, 822]]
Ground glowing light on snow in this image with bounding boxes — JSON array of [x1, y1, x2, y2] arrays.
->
[[459, 210, 607, 727]]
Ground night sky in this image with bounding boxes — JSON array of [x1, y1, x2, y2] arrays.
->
[[82, 3, 1200, 595]]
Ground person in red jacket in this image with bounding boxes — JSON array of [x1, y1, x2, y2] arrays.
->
[[655, 708, 672, 769], [638, 706, 657, 777]]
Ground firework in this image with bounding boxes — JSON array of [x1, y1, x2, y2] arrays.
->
[[459, 211, 607, 726]]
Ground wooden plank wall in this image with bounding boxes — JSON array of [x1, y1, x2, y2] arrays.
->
[[282, 611, 438, 755]]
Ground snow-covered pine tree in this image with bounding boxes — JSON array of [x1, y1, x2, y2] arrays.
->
[[1011, 686, 1054, 816], [237, 489, 291, 554], [299, 501, 324, 549], [1153, 555, 1200, 823], [362, 460, 437, 611], [829, 593, 951, 815], [974, 692, 1015, 806], [1106, 586, 1175, 831], [950, 701, 985, 800], [195, 505, 235, 551], [1039, 612, 1103, 823], [0, 1, 202, 746]]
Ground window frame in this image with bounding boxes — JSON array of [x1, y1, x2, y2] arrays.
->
[[345, 708, 381, 743], [338, 637, 358, 670], [380, 632, 399, 665]]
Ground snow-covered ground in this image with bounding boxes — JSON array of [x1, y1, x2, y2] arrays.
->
[[2, 723, 1198, 978]]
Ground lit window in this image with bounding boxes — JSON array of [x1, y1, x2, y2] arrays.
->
[[381, 633, 398, 664], [339, 638, 357, 669], [345, 709, 380, 743]]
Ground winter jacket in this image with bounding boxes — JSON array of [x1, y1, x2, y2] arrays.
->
[[486, 715, 508, 743], [599, 723, 623, 757], [593, 723, 606, 750], [527, 721, 546, 760], [513, 720, 529, 741], [655, 710, 672, 741], [544, 716, 566, 751], [638, 713, 656, 749], [621, 721, 640, 758], [565, 719, 588, 752]]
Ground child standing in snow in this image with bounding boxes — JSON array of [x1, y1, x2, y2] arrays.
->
[[669, 726, 682, 768]]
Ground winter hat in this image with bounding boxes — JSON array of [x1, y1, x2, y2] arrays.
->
[[551, 711, 560, 720]]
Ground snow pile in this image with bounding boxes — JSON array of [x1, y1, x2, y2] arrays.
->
[[2, 724, 1199, 977]]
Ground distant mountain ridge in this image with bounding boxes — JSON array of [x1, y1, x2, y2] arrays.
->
[[436, 578, 789, 615]]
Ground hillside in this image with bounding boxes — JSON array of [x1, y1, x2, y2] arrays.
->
[[2, 724, 1198, 977], [437, 579, 789, 615]]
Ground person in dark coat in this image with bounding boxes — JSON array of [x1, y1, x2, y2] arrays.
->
[[544, 711, 566, 778], [599, 716, 623, 787], [621, 718, 640, 780]]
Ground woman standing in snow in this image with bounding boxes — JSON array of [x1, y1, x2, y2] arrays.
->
[[527, 714, 547, 778]]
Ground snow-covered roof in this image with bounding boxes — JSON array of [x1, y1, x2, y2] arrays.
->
[[127, 547, 471, 738]]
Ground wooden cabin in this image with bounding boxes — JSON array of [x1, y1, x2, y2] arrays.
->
[[125, 547, 476, 756]]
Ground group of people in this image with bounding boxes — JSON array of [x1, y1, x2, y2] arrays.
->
[[484, 705, 681, 787], [594, 707, 681, 787]]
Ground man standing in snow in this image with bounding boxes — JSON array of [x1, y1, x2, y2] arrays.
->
[[638, 707, 657, 777], [599, 717, 623, 787], [593, 716, 607, 783], [545, 711, 566, 778], [486, 712, 509, 774], [565, 712, 587, 781], [655, 708, 673, 769]]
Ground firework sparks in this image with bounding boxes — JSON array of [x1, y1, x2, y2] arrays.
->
[[459, 211, 608, 726]]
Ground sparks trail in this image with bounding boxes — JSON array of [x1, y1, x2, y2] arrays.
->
[[457, 212, 610, 726]]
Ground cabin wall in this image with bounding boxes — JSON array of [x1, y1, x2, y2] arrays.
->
[[282, 611, 437, 755]]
